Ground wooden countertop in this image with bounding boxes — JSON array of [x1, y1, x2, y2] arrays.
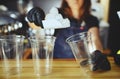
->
[[0, 57, 120, 79]]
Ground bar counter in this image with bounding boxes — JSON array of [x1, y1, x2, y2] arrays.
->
[[0, 57, 120, 79]]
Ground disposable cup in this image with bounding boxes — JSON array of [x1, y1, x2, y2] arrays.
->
[[0, 35, 25, 76], [66, 32, 94, 76], [29, 35, 56, 76]]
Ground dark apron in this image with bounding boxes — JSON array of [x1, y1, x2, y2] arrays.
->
[[53, 20, 88, 58]]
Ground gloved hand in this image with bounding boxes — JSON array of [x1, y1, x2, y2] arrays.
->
[[91, 50, 111, 71], [26, 7, 45, 27]]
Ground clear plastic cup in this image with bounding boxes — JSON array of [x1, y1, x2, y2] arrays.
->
[[66, 32, 93, 75], [0, 35, 25, 76], [29, 35, 56, 76]]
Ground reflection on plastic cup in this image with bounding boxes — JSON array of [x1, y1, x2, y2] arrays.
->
[[0, 35, 25, 76], [29, 36, 56, 76], [66, 32, 93, 75]]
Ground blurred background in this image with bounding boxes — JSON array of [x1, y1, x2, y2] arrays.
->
[[0, 0, 120, 55]]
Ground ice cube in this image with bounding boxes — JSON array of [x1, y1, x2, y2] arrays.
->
[[45, 14, 63, 20], [60, 18, 70, 28], [42, 7, 70, 29], [42, 19, 62, 29], [49, 7, 59, 14]]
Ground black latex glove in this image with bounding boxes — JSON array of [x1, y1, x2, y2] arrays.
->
[[26, 7, 45, 27], [91, 50, 111, 71]]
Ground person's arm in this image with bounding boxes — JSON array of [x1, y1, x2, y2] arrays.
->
[[88, 26, 103, 53], [88, 27, 111, 71]]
